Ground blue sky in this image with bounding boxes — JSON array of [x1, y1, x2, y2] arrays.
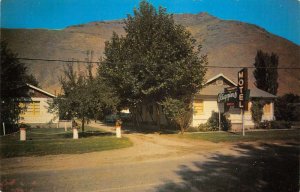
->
[[1, 0, 300, 45]]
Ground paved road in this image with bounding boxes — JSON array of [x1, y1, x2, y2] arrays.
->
[[2, 153, 206, 191]]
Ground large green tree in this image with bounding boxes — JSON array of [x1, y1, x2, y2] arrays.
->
[[52, 63, 118, 132], [0, 41, 38, 132], [100, 1, 207, 128], [253, 50, 279, 95]]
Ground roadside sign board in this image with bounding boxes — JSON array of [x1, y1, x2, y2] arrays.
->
[[217, 87, 237, 106], [237, 68, 248, 110]]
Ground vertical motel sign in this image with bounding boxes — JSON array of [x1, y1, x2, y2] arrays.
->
[[237, 68, 248, 110]]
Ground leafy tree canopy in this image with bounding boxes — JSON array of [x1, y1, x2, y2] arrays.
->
[[51, 63, 119, 132], [100, 1, 207, 131], [275, 93, 300, 121], [100, 0, 207, 109], [253, 50, 279, 95], [0, 41, 38, 128]]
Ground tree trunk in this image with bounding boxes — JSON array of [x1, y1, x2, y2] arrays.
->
[[146, 105, 155, 123], [156, 104, 161, 131], [81, 117, 85, 132], [180, 123, 185, 134], [132, 108, 140, 129], [138, 106, 144, 122]]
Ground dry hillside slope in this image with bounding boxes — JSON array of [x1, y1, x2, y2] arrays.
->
[[2, 13, 299, 95]]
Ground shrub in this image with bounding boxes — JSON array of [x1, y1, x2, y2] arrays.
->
[[186, 126, 200, 132], [161, 98, 192, 134], [251, 100, 264, 128], [204, 111, 232, 131], [186, 123, 210, 132], [270, 121, 291, 129], [258, 120, 272, 129], [257, 120, 291, 129], [198, 123, 211, 132]]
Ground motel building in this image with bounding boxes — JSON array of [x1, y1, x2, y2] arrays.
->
[[140, 73, 276, 130], [18, 84, 59, 128]]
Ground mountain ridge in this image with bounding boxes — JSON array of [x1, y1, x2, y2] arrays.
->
[[2, 13, 299, 95]]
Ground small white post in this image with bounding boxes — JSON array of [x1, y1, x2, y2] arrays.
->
[[73, 128, 78, 139], [116, 126, 121, 138], [115, 119, 122, 138], [20, 128, 26, 141], [2, 122, 5, 136], [64, 121, 67, 132]]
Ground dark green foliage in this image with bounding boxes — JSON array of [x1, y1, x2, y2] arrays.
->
[[270, 121, 291, 129], [25, 74, 39, 87], [253, 50, 279, 95], [206, 111, 232, 131], [161, 97, 192, 133], [192, 111, 231, 132], [51, 63, 119, 132], [275, 93, 300, 121], [258, 120, 291, 129], [0, 41, 37, 132], [100, 1, 207, 129], [251, 100, 264, 128], [258, 120, 272, 129]]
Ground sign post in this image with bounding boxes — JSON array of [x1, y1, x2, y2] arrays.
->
[[217, 68, 250, 135], [2, 122, 5, 136], [237, 68, 248, 136]]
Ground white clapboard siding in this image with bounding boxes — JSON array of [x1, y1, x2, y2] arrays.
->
[[192, 99, 223, 126], [192, 100, 275, 127], [20, 98, 58, 124]]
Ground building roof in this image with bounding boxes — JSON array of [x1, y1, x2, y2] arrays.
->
[[198, 73, 277, 99], [27, 84, 56, 98], [205, 73, 237, 86], [249, 87, 277, 98]]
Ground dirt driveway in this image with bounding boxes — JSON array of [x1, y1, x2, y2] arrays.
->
[[0, 127, 229, 174]]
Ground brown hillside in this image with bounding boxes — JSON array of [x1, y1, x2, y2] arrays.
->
[[2, 13, 300, 95]]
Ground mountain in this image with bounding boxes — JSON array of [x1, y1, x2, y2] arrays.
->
[[2, 13, 300, 95]]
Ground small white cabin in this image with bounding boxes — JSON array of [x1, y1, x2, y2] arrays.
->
[[19, 84, 59, 128], [138, 73, 276, 130], [192, 73, 276, 130]]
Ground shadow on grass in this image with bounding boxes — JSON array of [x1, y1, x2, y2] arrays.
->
[[99, 121, 179, 134], [59, 131, 114, 139], [122, 123, 178, 134], [156, 142, 299, 192]]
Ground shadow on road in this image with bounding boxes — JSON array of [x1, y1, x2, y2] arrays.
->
[[156, 142, 299, 192]]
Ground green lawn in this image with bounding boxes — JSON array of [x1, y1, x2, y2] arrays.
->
[[0, 127, 132, 158], [177, 129, 300, 143]]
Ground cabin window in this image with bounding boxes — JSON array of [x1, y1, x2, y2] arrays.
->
[[20, 101, 40, 116], [194, 99, 204, 114], [263, 103, 271, 114]]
